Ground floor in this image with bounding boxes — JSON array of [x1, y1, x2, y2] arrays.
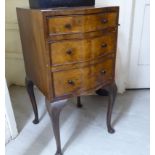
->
[[6, 86, 150, 155]]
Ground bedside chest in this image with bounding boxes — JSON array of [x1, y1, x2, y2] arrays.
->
[[17, 6, 119, 155]]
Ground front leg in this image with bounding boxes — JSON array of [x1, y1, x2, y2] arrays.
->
[[46, 99, 68, 155], [104, 82, 117, 134], [77, 96, 83, 108], [25, 77, 39, 124]]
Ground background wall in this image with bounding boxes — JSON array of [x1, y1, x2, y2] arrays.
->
[[5, 0, 134, 93], [5, 0, 29, 86], [5, 116, 11, 144], [5, 81, 18, 144], [96, 0, 134, 93]]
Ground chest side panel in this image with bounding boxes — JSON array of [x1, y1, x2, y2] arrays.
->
[[17, 9, 52, 100]]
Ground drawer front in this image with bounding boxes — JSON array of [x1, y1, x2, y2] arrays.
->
[[47, 12, 117, 35], [53, 58, 114, 97], [50, 32, 116, 66]]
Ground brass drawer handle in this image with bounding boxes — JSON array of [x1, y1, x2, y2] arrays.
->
[[101, 43, 107, 48], [113, 27, 117, 32], [67, 80, 75, 85], [101, 19, 108, 24], [100, 70, 106, 75], [64, 23, 72, 29], [66, 48, 73, 55]]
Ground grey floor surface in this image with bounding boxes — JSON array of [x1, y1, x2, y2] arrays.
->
[[6, 86, 150, 155]]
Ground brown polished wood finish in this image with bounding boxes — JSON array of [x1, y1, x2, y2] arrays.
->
[[48, 12, 117, 35], [53, 58, 114, 97], [25, 77, 39, 124], [50, 32, 116, 66], [17, 6, 119, 155]]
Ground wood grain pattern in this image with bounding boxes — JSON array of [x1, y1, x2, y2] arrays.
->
[[47, 27, 117, 41], [17, 6, 119, 101], [47, 12, 117, 35], [51, 54, 115, 72], [50, 32, 116, 66], [17, 9, 53, 100], [17, 6, 119, 155], [42, 6, 119, 17], [53, 58, 114, 97]]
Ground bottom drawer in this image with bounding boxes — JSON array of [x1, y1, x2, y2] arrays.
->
[[53, 58, 114, 97]]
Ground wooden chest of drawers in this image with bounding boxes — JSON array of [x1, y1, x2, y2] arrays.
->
[[17, 6, 119, 155]]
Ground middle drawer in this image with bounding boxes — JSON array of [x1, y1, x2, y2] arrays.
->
[[50, 32, 116, 66]]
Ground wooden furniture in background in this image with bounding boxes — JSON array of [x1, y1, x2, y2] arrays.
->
[[17, 6, 119, 155]]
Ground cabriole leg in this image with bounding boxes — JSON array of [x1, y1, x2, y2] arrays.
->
[[25, 77, 39, 124], [77, 96, 83, 108], [46, 99, 68, 155], [105, 82, 117, 134]]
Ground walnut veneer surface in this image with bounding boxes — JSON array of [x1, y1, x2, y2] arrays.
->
[[17, 6, 119, 101], [17, 6, 119, 155]]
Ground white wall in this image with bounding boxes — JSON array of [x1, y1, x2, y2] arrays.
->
[[5, 81, 18, 144], [5, 116, 11, 144], [96, 0, 134, 92], [6, 0, 134, 93], [5, 0, 29, 86]]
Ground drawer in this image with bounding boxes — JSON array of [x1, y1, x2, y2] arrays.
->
[[53, 58, 114, 97], [50, 32, 116, 66], [47, 12, 117, 35]]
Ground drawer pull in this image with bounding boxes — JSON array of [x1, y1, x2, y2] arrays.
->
[[101, 43, 107, 48], [66, 49, 73, 55], [100, 70, 106, 75], [64, 23, 72, 29], [68, 80, 75, 85], [101, 19, 108, 24], [113, 27, 117, 32]]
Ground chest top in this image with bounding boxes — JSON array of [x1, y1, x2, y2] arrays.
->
[[17, 6, 119, 101]]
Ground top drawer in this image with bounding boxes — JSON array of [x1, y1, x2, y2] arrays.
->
[[47, 12, 117, 35]]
